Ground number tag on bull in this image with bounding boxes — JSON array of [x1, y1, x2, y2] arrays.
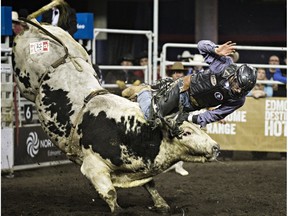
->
[[30, 41, 49, 54]]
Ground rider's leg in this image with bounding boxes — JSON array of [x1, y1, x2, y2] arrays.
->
[[137, 90, 152, 120]]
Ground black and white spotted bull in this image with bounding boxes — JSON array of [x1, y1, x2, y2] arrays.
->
[[12, 18, 219, 213]]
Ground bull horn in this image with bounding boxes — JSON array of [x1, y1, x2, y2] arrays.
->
[[27, 0, 65, 20]]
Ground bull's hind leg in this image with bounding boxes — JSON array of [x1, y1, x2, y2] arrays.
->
[[144, 180, 170, 213], [80, 154, 121, 213]]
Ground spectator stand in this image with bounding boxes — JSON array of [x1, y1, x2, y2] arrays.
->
[[92, 28, 153, 86], [160, 43, 287, 82]]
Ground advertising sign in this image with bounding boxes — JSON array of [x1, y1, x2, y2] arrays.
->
[[1, 6, 12, 36], [74, 13, 94, 39], [207, 97, 287, 152], [14, 126, 67, 166]]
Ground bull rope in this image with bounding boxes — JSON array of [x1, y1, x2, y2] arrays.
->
[[66, 89, 109, 163]]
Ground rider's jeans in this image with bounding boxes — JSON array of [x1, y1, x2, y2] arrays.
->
[[137, 90, 152, 120]]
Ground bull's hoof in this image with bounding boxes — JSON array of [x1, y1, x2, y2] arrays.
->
[[111, 206, 124, 215], [148, 205, 170, 214]]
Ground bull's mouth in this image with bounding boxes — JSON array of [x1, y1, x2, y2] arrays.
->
[[207, 152, 220, 162], [206, 144, 221, 162], [207, 149, 220, 161], [187, 148, 220, 162], [183, 154, 219, 163]]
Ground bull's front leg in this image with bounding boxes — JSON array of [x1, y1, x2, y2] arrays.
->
[[143, 180, 170, 213], [80, 153, 122, 213]]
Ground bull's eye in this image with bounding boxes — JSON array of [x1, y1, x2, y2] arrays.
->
[[182, 131, 191, 136]]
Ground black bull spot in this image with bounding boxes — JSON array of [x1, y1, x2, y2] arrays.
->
[[78, 111, 163, 166]]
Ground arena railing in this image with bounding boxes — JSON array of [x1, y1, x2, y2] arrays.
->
[[92, 28, 154, 85], [160, 43, 287, 85], [98, 65, 148, 87], [1, 47, 15, 173]]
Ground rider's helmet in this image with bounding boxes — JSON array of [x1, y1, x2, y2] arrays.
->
[[230, 64, 257, 97]]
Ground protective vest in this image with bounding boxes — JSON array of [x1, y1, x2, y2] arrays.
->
[[188, 64, 238, 108]]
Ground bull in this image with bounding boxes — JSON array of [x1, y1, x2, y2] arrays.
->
[[12, 14, 219, 213]]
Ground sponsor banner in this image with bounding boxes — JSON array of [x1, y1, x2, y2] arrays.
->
[[1, 6, 12, 36], [74, 13, 94, 39], [14, 126, 67, 166], [207, 97, 287, 152]]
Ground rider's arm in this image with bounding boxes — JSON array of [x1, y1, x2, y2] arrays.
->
[[192, 97, 246, 128], [197, 40, 235, 73]]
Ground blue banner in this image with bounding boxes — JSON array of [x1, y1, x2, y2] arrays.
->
[[1, 6, 12, 36], [74, 13, 94, 39]]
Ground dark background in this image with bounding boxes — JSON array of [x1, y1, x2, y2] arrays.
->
[[2, 0, 287, 64]]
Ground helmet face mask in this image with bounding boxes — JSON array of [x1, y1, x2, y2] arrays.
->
[[229, 64, 257, 98], [229, 76, 244, 98]]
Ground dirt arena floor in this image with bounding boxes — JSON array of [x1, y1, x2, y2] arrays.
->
[[2, 153, 287, 216]]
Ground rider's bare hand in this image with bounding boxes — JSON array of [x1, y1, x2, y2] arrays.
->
[[215, 41, 236, 56]]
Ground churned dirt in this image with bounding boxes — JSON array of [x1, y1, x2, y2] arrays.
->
[[1, 155, 286, 216]]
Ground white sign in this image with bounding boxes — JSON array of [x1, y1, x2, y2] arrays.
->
[[30, 40, 50, 54], [265, 99, 287, 137], [1, 128, 14, 171], [207, 110, 247, 135]]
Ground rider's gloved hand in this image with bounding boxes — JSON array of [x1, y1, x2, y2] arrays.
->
[[116, 80, 126, 90], [132, 80, 141, 86], [176, 112, 198, 125]]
